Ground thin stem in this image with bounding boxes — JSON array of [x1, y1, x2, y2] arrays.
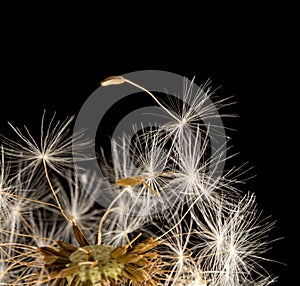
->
[[0, 145, 4, 187], [0, 190, 60, 210], [127, 232, 142, 248], [42, 156, 71, 223], [15, 212, 35, 234], [97, 206, 119, 245], [157, 194, 202, 241], [97, 188, 127, 245], [142, 181, 158, 195], [101, 75, 180, 123], [123, 78, 180, 123]]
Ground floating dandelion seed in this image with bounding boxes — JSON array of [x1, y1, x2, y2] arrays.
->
[[0, 74, 282, 285], [160, 78, 236, 141], [1, 112, 92, 177], [101, 75, 181, 124]]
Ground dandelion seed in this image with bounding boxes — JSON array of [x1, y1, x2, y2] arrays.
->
[[1, 111, 92, 177], [160, 78, 235, 145], [101, 75, 180, 124], [191, 193, 277, 285], [168, 128, 212, 200], [100, 75, 126, 86]]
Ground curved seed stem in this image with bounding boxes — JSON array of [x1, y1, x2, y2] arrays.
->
[[123, 78, 180, 123], [97, 189, 127, 245], [42, 156, 71, 223], [101, 75, 180, 123]]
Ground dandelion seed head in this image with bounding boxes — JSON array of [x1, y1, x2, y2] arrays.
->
[[0, 74, 280, 286]]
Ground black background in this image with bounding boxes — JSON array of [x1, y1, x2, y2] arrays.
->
[[1, 5, 294, 284]]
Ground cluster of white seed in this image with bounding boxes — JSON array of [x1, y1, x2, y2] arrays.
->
[[0, 76, 278, 285]]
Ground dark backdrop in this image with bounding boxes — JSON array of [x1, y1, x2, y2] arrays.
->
[[0, 8, 293, 284]]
